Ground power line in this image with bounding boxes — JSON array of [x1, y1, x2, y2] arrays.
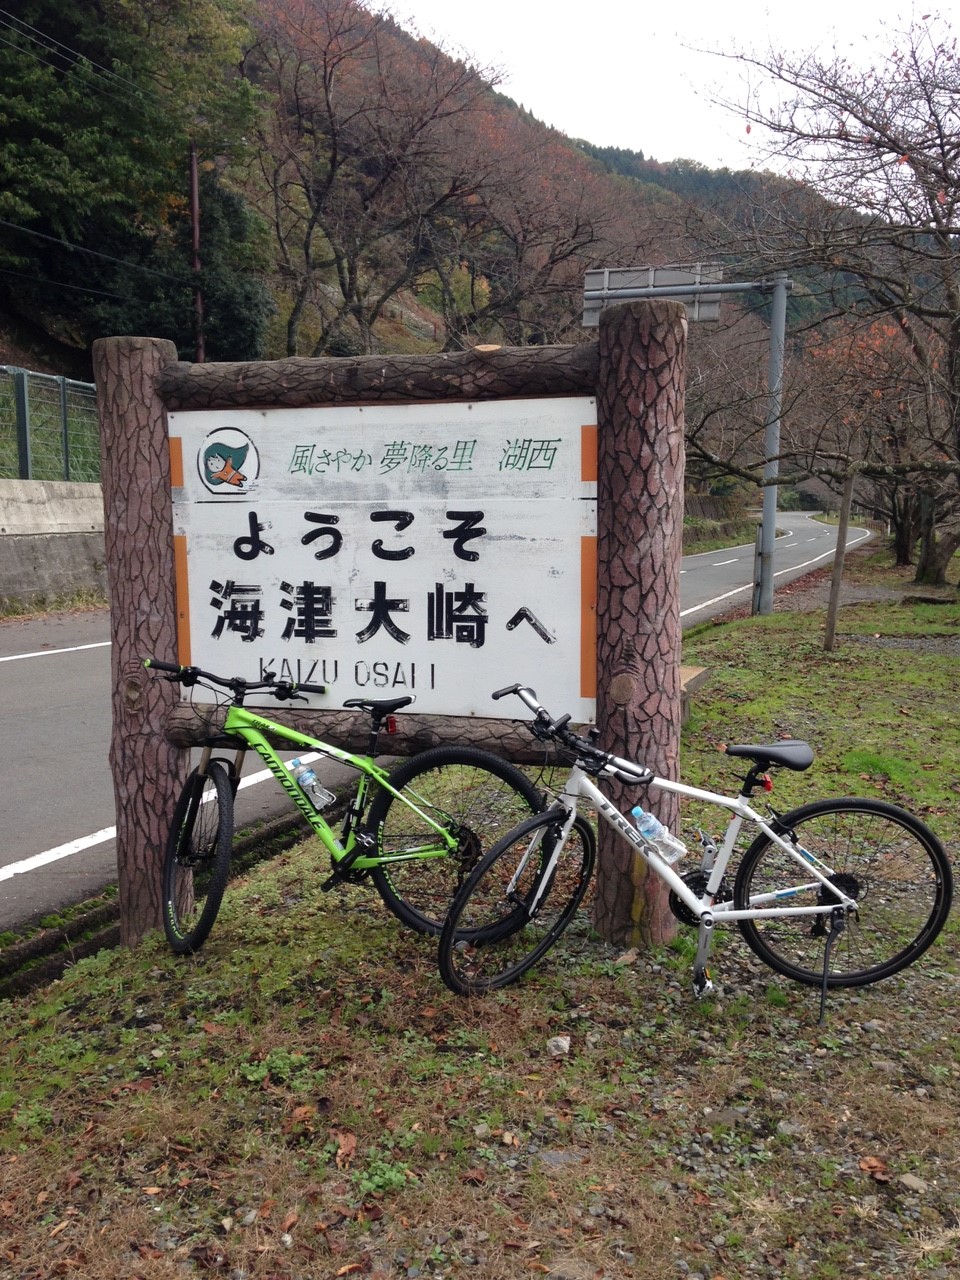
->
[[0, 218, 187, 283], [0, 10, 149, 112], [0, 267, 135, 302], [0, 8, 142, 94]]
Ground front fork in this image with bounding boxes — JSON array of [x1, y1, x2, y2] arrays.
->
[[197, 744, 247, 797]]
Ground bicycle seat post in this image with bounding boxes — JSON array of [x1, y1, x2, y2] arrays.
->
[[364, 711, 385, 758]]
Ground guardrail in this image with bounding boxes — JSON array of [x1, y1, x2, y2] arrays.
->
[[0, 366, 99, 481]]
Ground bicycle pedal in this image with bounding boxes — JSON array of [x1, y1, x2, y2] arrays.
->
[[692, 968, 715, 998]]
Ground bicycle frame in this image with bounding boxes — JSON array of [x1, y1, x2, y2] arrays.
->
[[528, 764, 860, 927], [203, 704, 459, 871]]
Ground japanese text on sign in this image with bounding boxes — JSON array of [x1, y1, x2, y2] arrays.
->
[[168, 398, 597, 719]]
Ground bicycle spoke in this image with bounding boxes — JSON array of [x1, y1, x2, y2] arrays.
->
[[735, 799, 951, 987], [368, 748, 543, 935], [439, 812, 596, 993]]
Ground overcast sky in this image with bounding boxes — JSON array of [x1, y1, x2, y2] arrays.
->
[[380, 1, 933, 170]]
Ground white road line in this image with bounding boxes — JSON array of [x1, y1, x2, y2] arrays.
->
[[0, 641, 111, 663], [0, 751, 321, 882], [680, 528, 871, 619], [711, 558, 739, 566], [0, 828, 117, 882]]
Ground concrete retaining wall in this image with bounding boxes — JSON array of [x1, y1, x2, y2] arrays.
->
[[0, 480, 106, 606]]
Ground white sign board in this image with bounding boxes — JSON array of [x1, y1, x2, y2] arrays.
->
[[167, 397, 598, 721]]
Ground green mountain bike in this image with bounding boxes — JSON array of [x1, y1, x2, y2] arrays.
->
[[145, 660, 544, 954]]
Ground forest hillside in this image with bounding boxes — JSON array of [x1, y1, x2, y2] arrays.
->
[[0, 0, 765, 379]]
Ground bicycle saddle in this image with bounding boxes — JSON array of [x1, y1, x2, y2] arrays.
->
[[342, 696, 414, 715], [724, 740, 814, 771]]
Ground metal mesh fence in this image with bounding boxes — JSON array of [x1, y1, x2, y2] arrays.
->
[[0, 366, 99, 481], [0, 368, 16, 478]]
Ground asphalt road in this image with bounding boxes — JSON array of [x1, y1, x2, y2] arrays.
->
[[0, 512, 869, 929]]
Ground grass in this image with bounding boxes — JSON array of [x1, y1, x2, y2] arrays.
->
[[1, 550, 960, 1278], [682, 517, 758, 554], [0, 585, 107, 619]]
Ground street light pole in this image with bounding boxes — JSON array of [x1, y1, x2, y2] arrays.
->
[[756, 272, 789, 614]]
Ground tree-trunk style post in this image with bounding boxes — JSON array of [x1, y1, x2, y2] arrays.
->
[[593, 301, 687, 948], [93, 336, 186, 947]]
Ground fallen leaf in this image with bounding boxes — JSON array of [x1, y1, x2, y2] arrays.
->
[[281, 1211, 299, 1233], [859, 1156, 892, 1182], [334, 1131, 357, 1170]]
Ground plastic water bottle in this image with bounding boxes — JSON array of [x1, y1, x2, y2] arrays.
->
[[290, 758, 335, 810], [631, 806, 686, 864]]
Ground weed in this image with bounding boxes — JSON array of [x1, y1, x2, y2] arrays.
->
[[0, 587, 107, 619], [352, 1153, 413, 1197]]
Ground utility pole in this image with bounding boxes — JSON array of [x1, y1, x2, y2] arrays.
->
[[189, 141, 205, 364], [757, 272, 789, 614]]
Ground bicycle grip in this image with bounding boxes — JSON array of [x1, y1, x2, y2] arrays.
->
[[492, 683, 523, 700], [295, 681, 326, 695], [144, 658, 182, 674]]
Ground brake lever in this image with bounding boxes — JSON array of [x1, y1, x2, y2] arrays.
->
[[272, 685, 307, 703]]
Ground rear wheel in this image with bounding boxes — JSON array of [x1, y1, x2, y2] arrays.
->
[[368, 747, 544, 935], [438, 809, 597, 994], [734, 797, 952, 987], [162, 762, 234, 954]]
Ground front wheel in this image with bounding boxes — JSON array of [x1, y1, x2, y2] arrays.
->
[[734, 797, 953, 987], [162, 762, 234, 955], [438, 809, 597, 995], [367, 746, 544, 935]]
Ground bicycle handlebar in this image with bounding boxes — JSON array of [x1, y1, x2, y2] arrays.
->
[[144, 658, 326, 701], [492, 683, 653, 785]]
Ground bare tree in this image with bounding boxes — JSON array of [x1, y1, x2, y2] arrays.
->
[[241, 0, 494, 355], [416, 108, 669, 349], [705, 16, 960, 582]]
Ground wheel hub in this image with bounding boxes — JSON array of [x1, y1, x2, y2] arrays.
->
[[455, 825, 483, 869], [817, 871, 861, 906]]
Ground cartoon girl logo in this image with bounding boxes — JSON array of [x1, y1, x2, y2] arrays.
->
[[197, 427, 260, 496]]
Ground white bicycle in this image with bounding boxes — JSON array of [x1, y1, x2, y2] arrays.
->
[[438, 684, 953, 1017]]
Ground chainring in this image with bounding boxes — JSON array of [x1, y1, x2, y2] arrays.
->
[[669, 871, 732, 927]]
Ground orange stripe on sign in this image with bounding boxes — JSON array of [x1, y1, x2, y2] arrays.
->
[[580, 424, 598, 482], [173, 535, 192, 667], [580, 535, 597, 699], [169, 436, 184, 488]]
